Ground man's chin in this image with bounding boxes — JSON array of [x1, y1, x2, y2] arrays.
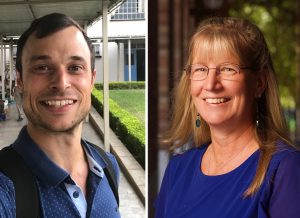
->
[[27, 118, 84, 135], [45, 120, 84, 133]]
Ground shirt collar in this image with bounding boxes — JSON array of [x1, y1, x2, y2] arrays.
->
[[81, 139, 108, 170], [83, 145, 104, 178], [12, 126, 106, 187]]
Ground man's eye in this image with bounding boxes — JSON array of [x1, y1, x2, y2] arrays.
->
[[33, 65, 50, 73], [69, 65, 83, 72]]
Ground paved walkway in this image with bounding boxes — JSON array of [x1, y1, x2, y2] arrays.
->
[[0, 102, 145, 218]]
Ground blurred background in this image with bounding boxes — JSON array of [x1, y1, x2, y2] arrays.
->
[[148, 0, 300, 217]]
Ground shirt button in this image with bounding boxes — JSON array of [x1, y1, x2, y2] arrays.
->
[[73, 191, 79, 198]]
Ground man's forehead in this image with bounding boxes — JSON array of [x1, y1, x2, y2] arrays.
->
[[22, 27, 90, 58], [27, 26, 83, 41]]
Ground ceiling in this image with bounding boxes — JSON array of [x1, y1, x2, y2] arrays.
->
[[0, 0, 124, 37]]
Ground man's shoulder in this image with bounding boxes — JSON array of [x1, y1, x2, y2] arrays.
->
[[0, 172, 16, 216], [0, 172, 14, 193], [0, 146, 17, 204]]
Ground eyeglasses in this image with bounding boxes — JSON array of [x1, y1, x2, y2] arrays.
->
[[185, 63, 251, 81]]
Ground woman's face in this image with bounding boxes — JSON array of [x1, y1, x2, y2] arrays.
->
[[190, 43, 263, 130]]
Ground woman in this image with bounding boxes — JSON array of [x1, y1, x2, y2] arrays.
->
[[155, 17, 300, 218]]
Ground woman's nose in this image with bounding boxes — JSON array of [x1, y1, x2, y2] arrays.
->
[[203, 69, 221, 90]]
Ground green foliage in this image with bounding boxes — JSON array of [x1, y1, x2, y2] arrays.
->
[[94, 82, 145, 90], [91, 88, 145, 168], [109, 89, 145, 123], [229, 1, 297, 101]]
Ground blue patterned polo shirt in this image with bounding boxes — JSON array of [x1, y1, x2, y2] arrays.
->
[[0, 126, 120, 218]]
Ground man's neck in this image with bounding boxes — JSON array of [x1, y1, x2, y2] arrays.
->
[[26, 123, 89, 195]]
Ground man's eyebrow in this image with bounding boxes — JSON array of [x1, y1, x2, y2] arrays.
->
[[70, 55, 86, 62], [29, 55, 51, 63], [29, 55, 87, 63]]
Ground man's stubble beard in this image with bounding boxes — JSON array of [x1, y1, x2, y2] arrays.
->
[[22, 93, 90, 134]]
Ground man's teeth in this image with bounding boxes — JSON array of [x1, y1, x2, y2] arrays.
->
[[205, 98, 227, 104], [45, 100, 74, 107]]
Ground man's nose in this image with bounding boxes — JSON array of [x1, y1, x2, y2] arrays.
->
[[49, 68, 71, 91]]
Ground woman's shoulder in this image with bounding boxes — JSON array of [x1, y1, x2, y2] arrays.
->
[[263, 142, 300, 217], [272, 141, 300, 162], [269, 141, 300, 173], [167, 144, 207, 171], [172, 144, 207, 159]]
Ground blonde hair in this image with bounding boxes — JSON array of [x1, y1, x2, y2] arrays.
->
[[163, 17, 293, 196]]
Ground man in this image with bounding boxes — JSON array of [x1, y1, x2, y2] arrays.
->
[[11, 84, 23, 121], [0, 13, 120, 217]]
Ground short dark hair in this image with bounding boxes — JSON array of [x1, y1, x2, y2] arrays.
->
[[16, 13, 95, 76]]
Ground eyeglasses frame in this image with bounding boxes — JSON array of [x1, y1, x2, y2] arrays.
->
[[184, 63, 252, 81]]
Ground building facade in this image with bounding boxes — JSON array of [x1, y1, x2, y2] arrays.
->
[[87, 0, 146, 83]]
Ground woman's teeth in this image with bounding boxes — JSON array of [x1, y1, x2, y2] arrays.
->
[[205, 98, 228, 104]]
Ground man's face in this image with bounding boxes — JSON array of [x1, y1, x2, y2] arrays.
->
[[18, 26, 95, 133]]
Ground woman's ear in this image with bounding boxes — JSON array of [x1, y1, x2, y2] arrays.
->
[[255, 71, 267, 97]]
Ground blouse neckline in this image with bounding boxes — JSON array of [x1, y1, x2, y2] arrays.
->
[[198, 144, 260, 178]]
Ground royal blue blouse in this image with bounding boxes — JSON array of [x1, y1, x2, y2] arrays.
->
[[155, 142, 300, 218]]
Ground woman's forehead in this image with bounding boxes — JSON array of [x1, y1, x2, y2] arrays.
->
[[191, 38, 240, 64]]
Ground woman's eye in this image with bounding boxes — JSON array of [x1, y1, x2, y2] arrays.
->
[[221, 67, 236, 73], [224, 67, 233, 71], [194, 67, 207, 72]]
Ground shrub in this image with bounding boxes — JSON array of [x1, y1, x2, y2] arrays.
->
[[94, 81, 145, 90], [92, 88, 145, 167]]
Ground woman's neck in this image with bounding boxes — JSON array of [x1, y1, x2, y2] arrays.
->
[[202, 124, 259, 175]]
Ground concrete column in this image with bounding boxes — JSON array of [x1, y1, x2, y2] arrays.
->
[[103, 0, 110, 152], [9, 41, 13, 100], [118, 42, 124, 81], [117, 42, 120, 81], [1, 37, 4, 100], [128, 38, 132, 81]]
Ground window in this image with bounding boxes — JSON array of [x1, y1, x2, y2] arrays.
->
[[111, 0, 145, 21], [93, 44, 101, 57]]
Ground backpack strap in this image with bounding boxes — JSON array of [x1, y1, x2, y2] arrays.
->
[[0, 146, 40, 218], [88, 142, 119, 206]]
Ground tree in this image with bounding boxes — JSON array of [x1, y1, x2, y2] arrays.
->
[[230, 0, 299, 142]]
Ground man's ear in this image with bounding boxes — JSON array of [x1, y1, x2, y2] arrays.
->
[[16, 71, 23, 89], [91, 70, 96, 90], [255, 71, 267, 97]]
